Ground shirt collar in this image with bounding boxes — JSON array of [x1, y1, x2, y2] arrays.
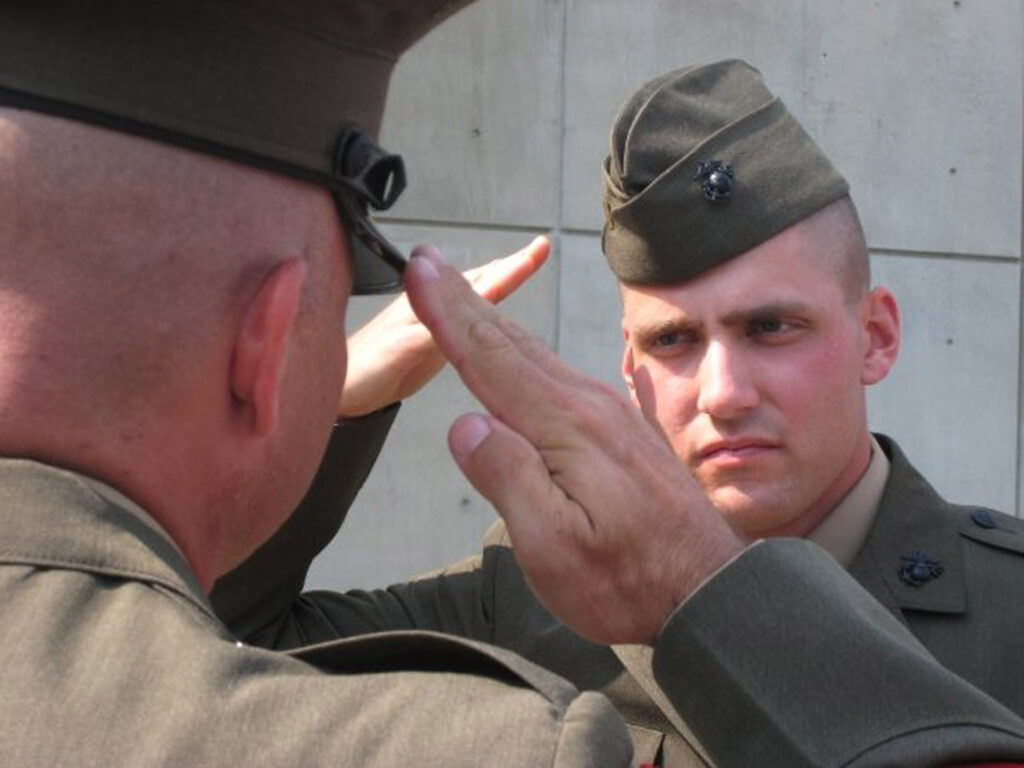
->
[[808, 434, 890, 568], [75, 472, 188, 563]]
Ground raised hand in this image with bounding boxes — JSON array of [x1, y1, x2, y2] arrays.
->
[[405, 246, 746, 646], [339, 236, 549, 417]]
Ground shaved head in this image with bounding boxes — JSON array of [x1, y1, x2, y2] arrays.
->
[[0, 109, 352, 583], [0, 109, 340, 410], [816, 196, 871, 304]]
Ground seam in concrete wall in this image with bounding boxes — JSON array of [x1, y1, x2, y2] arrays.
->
[[1016, 28, 1024, 519], [379, 216, 547, 234], [553, 0, 570, 355]]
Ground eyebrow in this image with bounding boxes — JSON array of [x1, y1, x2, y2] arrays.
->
[[718, 301, 816, 328]]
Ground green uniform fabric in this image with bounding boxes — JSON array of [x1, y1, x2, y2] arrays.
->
[[0, 421, 633, 766], [213, 413, 1024, 766]]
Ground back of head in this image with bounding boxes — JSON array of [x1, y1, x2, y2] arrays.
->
[[0, 0, 475, 580], [0, 0, 472, 429], [0, 108, 328, 415], [602, 59, 853, 286]]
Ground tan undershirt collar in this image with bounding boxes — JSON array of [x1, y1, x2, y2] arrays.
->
[[670, 435, 891, 636], [75, 472, 188, 564], [807, 434, 890, 568]]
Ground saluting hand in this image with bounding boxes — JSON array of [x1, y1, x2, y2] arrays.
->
[[405, 245, 746, 646], [339, 236, 549, 417]]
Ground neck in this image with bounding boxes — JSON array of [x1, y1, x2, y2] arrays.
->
[[0, 381, 225, 592], [761, 430, 874, 539]]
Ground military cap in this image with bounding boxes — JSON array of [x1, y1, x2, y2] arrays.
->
[[602, 59, 849, 285], [0, 0, 474, 293]]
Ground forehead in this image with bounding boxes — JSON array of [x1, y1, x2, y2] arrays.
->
[[621, 214, 847, 325]]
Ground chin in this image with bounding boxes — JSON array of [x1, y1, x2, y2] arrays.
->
[[708, 487, 796, 538]]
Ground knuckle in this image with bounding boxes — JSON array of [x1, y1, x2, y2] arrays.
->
[[467, 317, 512, 352]]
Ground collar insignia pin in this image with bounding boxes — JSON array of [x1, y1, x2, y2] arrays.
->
[[897, 550, 943, 587]]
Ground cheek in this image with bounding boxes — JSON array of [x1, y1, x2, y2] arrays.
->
[[768, 340, 863, 436], [639, 363, 699, 439]]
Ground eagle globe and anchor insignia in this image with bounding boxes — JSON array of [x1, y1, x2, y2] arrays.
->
[[693, 159, 734, 202], [898, 550, 944, 587]]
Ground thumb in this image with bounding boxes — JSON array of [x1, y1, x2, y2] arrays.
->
[[448, 413, 562, 554]]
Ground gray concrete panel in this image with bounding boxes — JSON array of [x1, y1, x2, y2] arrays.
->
[[378, 0, 563, 228], [557, 232, 628, 390], [867, 253, 1019, 513], [308, 224, 556, 590], [800, 1, 1022, 259], [562, 0, 1022, 259]]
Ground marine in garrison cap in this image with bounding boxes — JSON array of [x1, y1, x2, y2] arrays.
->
[[606, 59, 1024, 753], [211, 57, 1024, 767], [0, 2, 632, 764]]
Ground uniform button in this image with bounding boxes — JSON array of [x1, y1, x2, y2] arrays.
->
[[971, 509, 997, 529]]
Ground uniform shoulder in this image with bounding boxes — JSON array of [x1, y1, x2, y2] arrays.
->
[[954, 503, 1024, 556]]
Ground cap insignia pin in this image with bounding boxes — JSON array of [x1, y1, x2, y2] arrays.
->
[[693, 160, 734, 202]]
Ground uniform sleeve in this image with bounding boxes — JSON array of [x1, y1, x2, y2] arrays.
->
[[210, 403, 496, 650], [651, 538, 1024, 766]]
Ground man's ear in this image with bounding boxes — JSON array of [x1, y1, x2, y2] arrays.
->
[[231, 258, 308, 436], [860, 286, 901, 386], [621, 323, 639, 405]]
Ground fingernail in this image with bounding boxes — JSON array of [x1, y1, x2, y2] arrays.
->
[[450, 414, 492, 462], [412, 244, 445, 267], [410, 251, 439, 280]]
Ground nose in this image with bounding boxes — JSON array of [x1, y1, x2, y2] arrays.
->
[[695, 341, 759, 419]]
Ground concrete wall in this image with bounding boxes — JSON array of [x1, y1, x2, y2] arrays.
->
[[308, 0, 1023, 590]]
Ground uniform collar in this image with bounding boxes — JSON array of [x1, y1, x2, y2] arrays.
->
[[808, 434, 890, 568], [848, 434, 967, 617], [75, 471, 188, 564], [0, 458, 214, 620]]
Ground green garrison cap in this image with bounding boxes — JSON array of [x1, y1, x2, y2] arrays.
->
[[602, 59, 849, 285], [0, 0, 474, 294]]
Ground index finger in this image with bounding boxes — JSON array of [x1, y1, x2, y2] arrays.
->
[[466, 235, 550, 305], [405, 246, 589, 439]]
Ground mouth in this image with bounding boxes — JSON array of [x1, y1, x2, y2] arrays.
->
[[697, 438, 780, 465]]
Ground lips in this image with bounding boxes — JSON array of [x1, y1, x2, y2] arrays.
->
[[697, 438, 780, 464]]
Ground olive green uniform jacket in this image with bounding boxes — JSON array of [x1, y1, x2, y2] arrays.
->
[[214, 412, 1024, 766], [0, 419, 633, 766]]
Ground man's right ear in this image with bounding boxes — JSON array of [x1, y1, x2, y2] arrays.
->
[[621, 324, 638, 405], [230, 258, 308, 437]]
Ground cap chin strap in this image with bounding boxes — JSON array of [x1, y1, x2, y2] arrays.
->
[[332, 124, 409, 295]]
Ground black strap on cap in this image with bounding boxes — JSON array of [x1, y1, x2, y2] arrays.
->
[[332, 124, 409, 295]]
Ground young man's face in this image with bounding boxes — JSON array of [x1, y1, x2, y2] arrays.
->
[[621, 209, 898, 538]]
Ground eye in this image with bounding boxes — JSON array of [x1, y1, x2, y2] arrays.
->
[[650, 327, 701, 349], [748, 317, 787, 335], [746, 315, 806, 344], [652, 331, 682, 348]]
